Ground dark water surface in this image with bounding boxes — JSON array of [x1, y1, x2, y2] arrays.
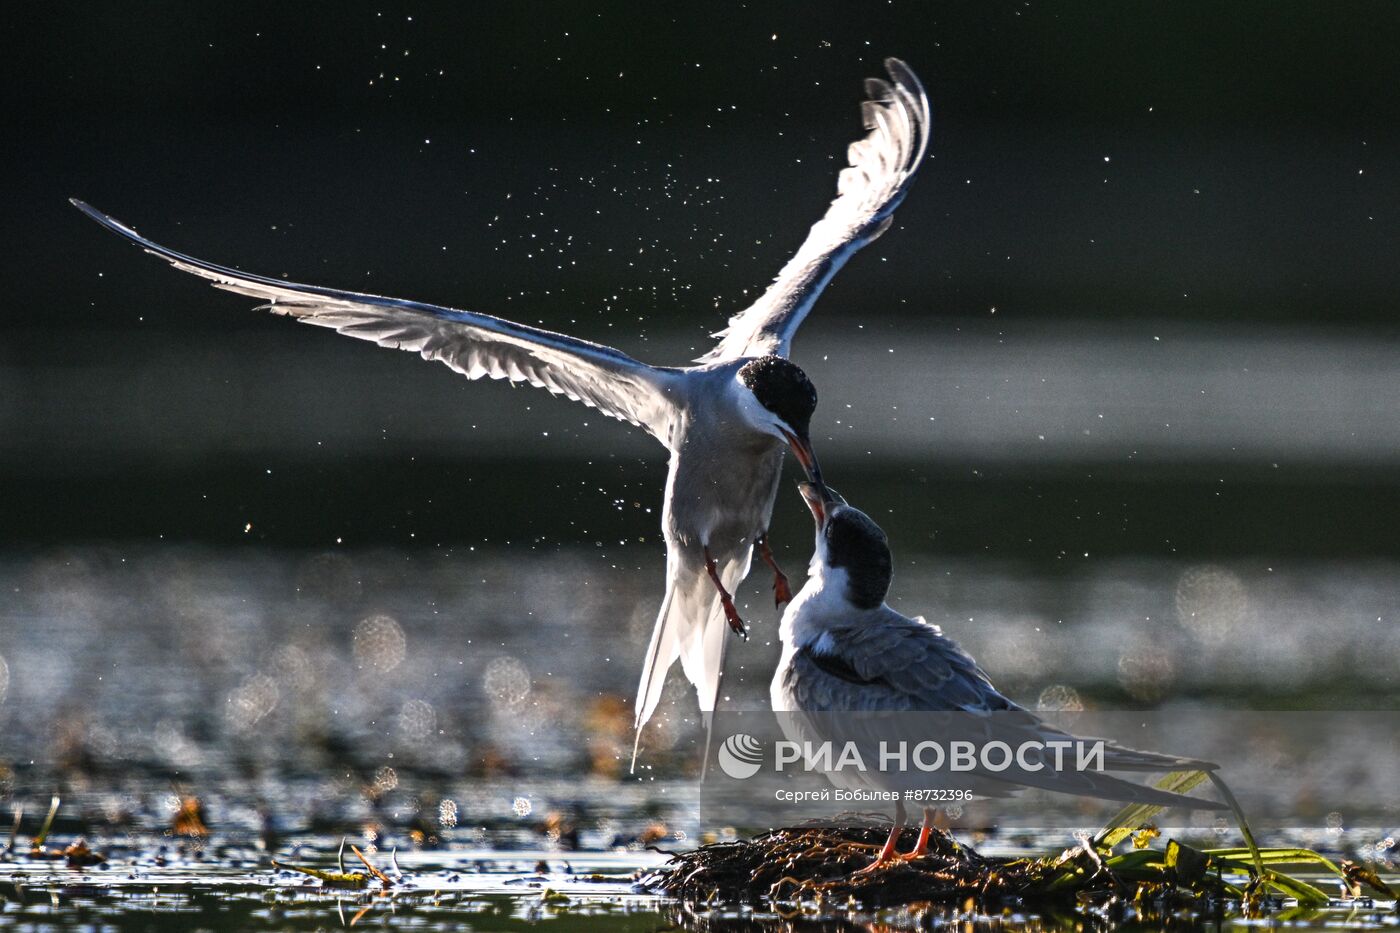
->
[[1, 842, 1396, 931], [1, 546, 1397, 928], [2, 545, 1398, 780]]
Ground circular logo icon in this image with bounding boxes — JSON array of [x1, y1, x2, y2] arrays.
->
[[717, 733, 764, 780]]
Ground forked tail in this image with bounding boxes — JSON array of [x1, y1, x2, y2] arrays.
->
[[631, 552, 750, 772]]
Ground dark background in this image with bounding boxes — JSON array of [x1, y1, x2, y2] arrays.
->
[[4, 1, 1399, 561], [1, 2, 1398, 799]]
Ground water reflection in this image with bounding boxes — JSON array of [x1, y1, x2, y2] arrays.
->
[[0, 883, 1392, 932], [1, 545, 1396, 792]]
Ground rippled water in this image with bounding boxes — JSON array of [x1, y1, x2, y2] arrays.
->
[[1, 545, 1395, 778], [1, 546, 1396, 929], [2, 841, 1396, 931]]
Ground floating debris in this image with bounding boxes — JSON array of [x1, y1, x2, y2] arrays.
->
[[61, 837, 105, 868], [171, 795, 208, 837], [270, 838, 399, 890], [271, 857, 371, 889], [6, 796, 108, 866]]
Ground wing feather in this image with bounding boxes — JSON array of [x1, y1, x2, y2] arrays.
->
[[701, 58, 931, 362], [794, 610, 1218, 773], [73, 200, 678, 438], [780, 613, 1223, 808]]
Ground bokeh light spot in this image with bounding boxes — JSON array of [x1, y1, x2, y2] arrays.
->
[[353, 614, 407, 672], [1175, 565, 1249, 645], [483, 656, 531, 708], [1035, 684, 1083, 712], [373, 765, 399, 794], [397, 698, 437, 741], [225, 673, 280, 732]]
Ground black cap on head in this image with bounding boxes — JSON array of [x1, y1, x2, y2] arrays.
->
[[738, 356, 817, 438], [824, 506, 892, 610]]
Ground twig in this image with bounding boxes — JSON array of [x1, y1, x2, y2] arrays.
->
[[4, 804, 22, 855], [350, 845, 392, 886]]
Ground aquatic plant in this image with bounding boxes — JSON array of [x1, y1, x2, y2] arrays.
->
[[270, 838, 399, 890]]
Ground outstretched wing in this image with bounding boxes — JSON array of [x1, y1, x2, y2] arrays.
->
[[700, 58, 931, 363], [73, 200, 678, 439]]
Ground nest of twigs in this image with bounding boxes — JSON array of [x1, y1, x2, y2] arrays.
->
[[641, 823, 1050, 908], [639, 821, 1393, 913]]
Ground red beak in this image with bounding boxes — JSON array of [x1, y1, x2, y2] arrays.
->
[[780, 430, 823, 487], [799, 481, 829, 528]]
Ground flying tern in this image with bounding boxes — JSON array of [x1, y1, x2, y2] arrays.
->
[[72, 58, 931, 757], [774, 483, 1225, 869]]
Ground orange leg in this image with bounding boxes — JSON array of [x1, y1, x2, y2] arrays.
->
[[899, 806, 938, 860], [703, 546, 747, 638], [756, 534, 793, 607], [852, 801, 905, 875]]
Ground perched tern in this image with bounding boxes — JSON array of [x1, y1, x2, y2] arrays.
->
[[774, 483, 1225, 869], [71, 59, 931, 757]]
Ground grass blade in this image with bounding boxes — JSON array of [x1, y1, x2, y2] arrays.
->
[[1092, 770, 1209, 851]]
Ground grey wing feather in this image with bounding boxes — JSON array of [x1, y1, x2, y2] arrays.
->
[[72, 200, 678, 438], [784, 614, 1223, 808], [798, 612, 1013, 713], [700, 58, 931, 363], [834, 612, 1216, 770]]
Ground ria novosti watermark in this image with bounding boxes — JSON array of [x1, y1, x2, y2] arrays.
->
[[718, 732, 1107, 781], [702, 710, 1400, 831]]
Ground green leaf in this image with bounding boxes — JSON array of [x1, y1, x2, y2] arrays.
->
[[1165, 839, 1210, 886], [1104, 849, 1165, 871], [270, 858, 369, 888], [1261, 869, 1332, 907], [1206, 847, 1344, 876], [1092, 770, 1210, 851]]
